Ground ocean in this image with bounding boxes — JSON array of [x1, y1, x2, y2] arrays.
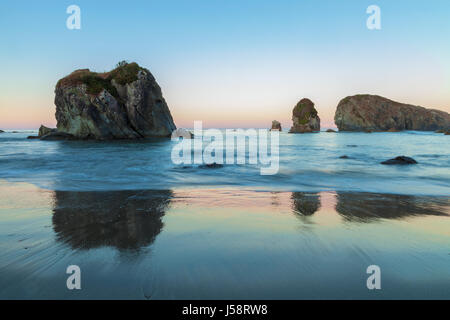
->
[[0, 130, 449, 299]]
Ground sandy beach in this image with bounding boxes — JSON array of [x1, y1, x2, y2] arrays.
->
[[1, 180, 448, 299]]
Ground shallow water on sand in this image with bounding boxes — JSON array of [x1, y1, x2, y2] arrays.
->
[[0, 181, 448, 299]]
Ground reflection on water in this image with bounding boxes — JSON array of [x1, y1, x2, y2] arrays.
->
[[50, 189, 449, 252], [1, 181, 449, 299], [52, 190, 172, 250], [291, 192, 321, 216], [335, 192, 449, 223]]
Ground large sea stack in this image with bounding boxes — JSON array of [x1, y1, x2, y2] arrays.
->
[[54, 62, 176, 140], [335, 94, 450, 131], [289, 98, 320, 133]]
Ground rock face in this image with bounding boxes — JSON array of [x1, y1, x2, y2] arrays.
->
[[271, 120, 282, 131], [335, 94, 450, 131], [54, 62, 176, 140], [289, 98, 320, 133]]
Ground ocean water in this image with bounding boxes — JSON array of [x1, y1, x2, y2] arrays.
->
[[0, 130, 449, 299], [0, 130, 449, 195]]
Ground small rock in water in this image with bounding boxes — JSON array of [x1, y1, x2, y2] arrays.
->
[[339, 155, 349, 159], [0, 130, 4, 133], [39, 125, 57, 137], [381, 156, 418, 165], [199, 162, 224, 169], [270, 120, 282, 131], [172, 128, 194, 139], [326, 129, 337, 133], [27, 136, 40, 139]]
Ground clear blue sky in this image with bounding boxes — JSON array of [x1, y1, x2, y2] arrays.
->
[[1, 0, 449, 129]]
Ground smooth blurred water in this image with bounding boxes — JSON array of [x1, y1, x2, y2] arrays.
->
[[0, 130, 449, 195]]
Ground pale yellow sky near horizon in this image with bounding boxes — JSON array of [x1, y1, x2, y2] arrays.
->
[[1, 47, 449, 130]]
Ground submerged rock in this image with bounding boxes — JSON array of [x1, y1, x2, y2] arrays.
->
[[271, 120, 282, 131], [381, 156, 418, 165], [326, 129, 336, 133], [54, 62, 176, 140], [199, 163, 224, 169], [289, 98, 320, 133], [335, 94, 450, 131], [339, 155, 349, 159]]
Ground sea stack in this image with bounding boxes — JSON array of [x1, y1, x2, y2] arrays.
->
[[271, 120, 282, 131], [289, 98, 320, 133], [334, 94, 450, 131], [53, 61, 176, 140]]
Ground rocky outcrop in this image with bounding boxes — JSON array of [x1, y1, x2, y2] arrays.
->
[[54, 62, 176, 140], [335, 94, 450, 131], [172, 128, 194, 139], [39, 125, 56, 137], [289, 98, 320, 133], [381, 156, 417, 165], [271, 120, 282, 131], [0, 130, 4, 133]]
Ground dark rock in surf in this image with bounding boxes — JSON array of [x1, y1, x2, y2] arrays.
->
[[381, 156, 417, 165], [40, 132, 76, 141], [199, 163, 224, 169]]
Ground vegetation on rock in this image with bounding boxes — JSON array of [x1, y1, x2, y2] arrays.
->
[[56, 62, 149, 98]]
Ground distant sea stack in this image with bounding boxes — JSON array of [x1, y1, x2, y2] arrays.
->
[[289, 98, 320, 133], [271, 120, 282, 131], [335, 94, 450, 131], [54, 61, 176, 140]]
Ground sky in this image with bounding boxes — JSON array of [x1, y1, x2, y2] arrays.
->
[[0, 0, 449, 129]]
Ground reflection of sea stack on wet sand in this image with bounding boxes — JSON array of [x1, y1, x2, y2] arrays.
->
[[52, 190, 172, 250]]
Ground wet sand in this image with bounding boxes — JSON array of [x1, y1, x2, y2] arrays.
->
[[0, 180, 449, 299]]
